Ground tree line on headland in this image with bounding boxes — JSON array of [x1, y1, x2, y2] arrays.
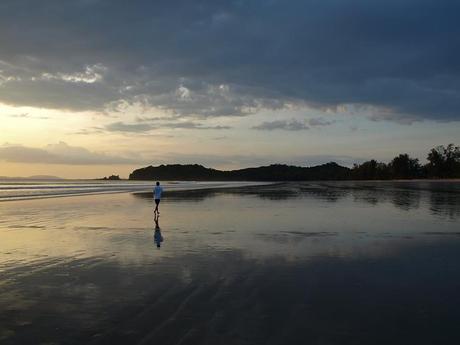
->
[[352, 144, 460, 179], [129, 144, 460, 181]]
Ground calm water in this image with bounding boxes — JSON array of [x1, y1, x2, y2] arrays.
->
[[0, 179, 265, 201], [0, 181, 459, 344]]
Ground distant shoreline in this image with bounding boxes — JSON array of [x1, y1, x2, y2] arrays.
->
[[0, 181, 272, 203], [127, 178, 460, 182], [2, 177, 460, 182], [2, 179, 460, 203], [129, 159, 460, 181]]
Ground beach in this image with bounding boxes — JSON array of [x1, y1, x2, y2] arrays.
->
[[1, 181, 460, 344]]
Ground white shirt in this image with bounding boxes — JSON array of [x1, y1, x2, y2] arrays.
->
[[153, 185, 163, 200]]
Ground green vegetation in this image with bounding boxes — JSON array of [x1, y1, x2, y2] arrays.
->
[[352, 144, 460, 179], [129, 162, 349, 181], [129, 144, 460, 181]]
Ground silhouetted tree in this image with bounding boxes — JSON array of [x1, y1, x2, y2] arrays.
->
[[426, 144, 460, 178], [128, 144, 459, 181], [389, 154, 421, 179], [351, 160, 390, 180]]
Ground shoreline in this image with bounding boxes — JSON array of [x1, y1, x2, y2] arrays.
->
[[0, 181, 274, 203], [1, 179, 460, 203]]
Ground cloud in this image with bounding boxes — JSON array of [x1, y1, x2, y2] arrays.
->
[[161, 121, 231, 130], [366, 109, 420, 125], [0, 0, 459, 121], [0, 76, 118, 111], [104, 120, 230, 132], [308, 117, 335, 127], [0, 142, 363, 168], [7, 112, 49, 120], [212, 136, 228, 140], [8, 113, 30, 118], [40, 64, 106, 84], [0, 142, 137, 165], [105, 122, 155, 133], [71, 127, 105, 135], [252, 119, 309, 131]]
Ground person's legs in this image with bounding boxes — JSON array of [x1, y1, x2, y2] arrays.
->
[[154, 199, 160, 213]]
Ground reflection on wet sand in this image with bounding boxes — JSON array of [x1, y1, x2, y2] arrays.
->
[[1, 181, 460, 344], [429, 191, 460, 219], [153, 214, 163, 248], [133, 182, 300, 202], [134, 180, 460, 219]]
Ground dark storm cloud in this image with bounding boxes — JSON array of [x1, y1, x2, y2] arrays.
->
[[0, 0, 459, 121]]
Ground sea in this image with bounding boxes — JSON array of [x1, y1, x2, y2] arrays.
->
[[0, 179, 267, 201]]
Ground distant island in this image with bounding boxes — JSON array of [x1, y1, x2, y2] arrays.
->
[[130, 162, 349, 181], [129, 144, 460, 181], [0, 175, 63, 180], [98, 175, 121, 181]]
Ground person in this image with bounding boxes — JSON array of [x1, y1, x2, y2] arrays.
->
[[154, 213, 163, 248], [153, 181, 163, 214]]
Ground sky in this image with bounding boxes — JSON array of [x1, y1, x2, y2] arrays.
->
[[1, 0, 459, 178]]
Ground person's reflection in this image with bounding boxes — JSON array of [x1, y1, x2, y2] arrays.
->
[[154, 214, 164, 248]]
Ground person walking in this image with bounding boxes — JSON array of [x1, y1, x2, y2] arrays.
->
[[153, 181, 163, 214]]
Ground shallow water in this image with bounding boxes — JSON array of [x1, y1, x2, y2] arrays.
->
[[1, 181, 460, 344], [0, 179, 266, 201]]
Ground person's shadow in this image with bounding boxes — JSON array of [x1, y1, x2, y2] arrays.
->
[[154, 214, 164, 248]]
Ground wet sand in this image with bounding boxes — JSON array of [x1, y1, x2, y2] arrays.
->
[[1, 182, 460, 344]]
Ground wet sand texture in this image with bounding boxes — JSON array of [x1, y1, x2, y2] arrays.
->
[[1, 182, 460, 344]]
